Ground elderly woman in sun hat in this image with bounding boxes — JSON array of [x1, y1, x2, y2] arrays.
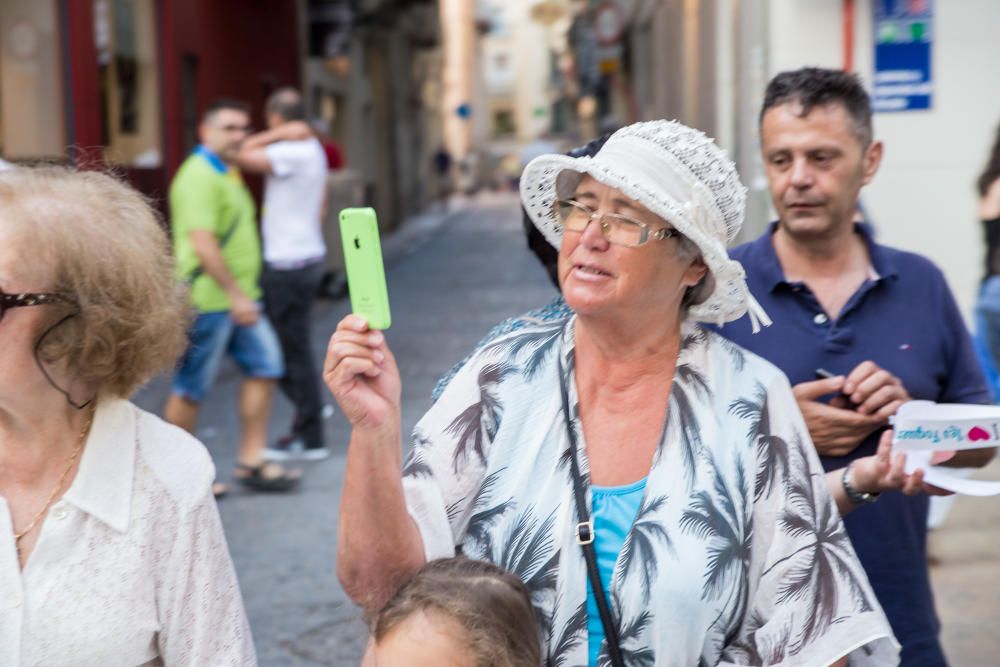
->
[[326, 120, 899, 665], [0, 167, 254, 665]]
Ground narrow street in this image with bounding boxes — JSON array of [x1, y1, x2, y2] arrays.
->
[[132, 193, 1000, 665]]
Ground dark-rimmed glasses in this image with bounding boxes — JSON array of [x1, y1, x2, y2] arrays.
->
[[555, 199, 682, 247], [0, 291, 76, 322]]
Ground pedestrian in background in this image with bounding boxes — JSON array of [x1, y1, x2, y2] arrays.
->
[[311, 116, 345, 171], [433, 145, 453, 210], [236, 88, 332, 461], [975, 122, 1000, 392], [716, 67, 996, 665], [0, 167, 255, 665], [371, 557, 541, 667], [164, 98, 300, 493], [328, 120, 898, 665], [928, 121, 1000, 531]]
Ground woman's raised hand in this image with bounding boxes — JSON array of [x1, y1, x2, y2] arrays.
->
[[324, 315, 402, 431]]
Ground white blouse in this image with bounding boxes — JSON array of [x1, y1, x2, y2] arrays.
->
[[0, 399, 256, 666]]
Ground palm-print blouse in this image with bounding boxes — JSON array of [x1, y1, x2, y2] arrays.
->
[[403, 316, 899, 666]]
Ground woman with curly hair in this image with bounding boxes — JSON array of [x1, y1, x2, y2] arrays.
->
[[0, 168, 255, 664]]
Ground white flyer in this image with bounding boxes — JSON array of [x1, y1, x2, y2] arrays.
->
[[891, 401, 1000, 496]]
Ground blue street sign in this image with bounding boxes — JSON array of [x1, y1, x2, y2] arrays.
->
[[873, 0, 933, 112]]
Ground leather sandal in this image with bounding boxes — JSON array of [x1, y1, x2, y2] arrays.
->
[[235, 461, 302, 492]]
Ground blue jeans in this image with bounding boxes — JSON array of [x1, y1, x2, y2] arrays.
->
[[975, 276, 1000, 401], [171, 308, 284, 403]]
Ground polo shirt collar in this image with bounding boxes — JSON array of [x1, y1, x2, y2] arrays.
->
[[750, 222, 787, 292], [195, 144, 229, 174], [62, 398, 135, 533], [859, 223, 899, 280], [755, 221, 899, 291]]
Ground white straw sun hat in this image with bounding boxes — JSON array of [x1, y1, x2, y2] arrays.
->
[[520, 119, 771, 332]]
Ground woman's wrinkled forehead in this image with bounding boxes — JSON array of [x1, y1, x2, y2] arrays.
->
[[560, 172, 635, 206], [0, 223, 45, 282], [0, 225, 25, 287]]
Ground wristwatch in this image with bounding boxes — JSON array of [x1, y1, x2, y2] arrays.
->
[[842, 462, 880, 505]]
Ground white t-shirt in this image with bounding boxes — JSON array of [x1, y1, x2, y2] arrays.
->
[[0, 399, 255, 666], [262, 138, 328, 265]]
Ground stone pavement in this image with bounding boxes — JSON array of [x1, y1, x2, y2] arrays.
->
[[131, 191, 1000, 665], [928, 458, 1000, 665]]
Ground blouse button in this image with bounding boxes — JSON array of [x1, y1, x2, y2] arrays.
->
[[813, 313, 828, 325], [51, 504, 68, 521], [8, 592, 22, 608]]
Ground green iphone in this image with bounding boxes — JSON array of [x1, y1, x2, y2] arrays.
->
[[339, 207, 392, 330]]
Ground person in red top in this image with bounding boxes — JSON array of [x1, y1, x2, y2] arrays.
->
[[310, 118, 344, 171]]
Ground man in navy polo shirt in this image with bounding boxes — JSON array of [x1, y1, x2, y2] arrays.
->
[[717, 67, 996, 665]]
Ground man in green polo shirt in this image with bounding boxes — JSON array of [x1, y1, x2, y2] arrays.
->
[[165, 98, 300, 494]]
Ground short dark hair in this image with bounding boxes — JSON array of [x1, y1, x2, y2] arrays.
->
[[265, 87, 306, 122], [760, 67, 873, 146], [202, 98, 251, 124], [523, 132, 613, 288], [374, 557, 540, 667]]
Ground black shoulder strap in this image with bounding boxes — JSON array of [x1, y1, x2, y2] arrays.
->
[[559, 356, 626, 667], [186, 213, 241, 285]]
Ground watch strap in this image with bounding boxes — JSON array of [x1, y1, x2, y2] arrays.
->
[[842, 462, 880, 504]]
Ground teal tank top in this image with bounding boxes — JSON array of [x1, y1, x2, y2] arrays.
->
[[586, 477, 647, 665]]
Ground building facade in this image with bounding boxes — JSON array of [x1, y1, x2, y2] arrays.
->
[[304, 0, 443, 230], [0, 0, 301, 202], [1, 0, 444, 240]]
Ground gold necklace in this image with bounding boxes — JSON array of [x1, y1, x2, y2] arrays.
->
[[13, 406, 96, 554]]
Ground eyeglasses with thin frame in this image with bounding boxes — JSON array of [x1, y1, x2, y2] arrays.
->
[[0, 290, 76, 322], [554, 199, 681, 247]]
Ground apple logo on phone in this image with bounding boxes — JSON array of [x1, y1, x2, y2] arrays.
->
[[354, 237, 361, 249]]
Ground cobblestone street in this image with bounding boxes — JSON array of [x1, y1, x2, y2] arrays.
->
[[929, 461, 1000, 665]]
